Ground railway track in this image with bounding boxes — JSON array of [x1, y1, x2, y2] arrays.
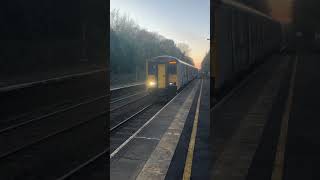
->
[[110, 92, 149, 112], [110, 104, 164, 153], [49, 88, 152, 179], [0, 73, 108, 179], [54, 81, 194, 178], [110, 82, 145, 100], [55, 149, 108, 180], [1, 81, 144, 128], [110, 91, 146, 104], [109, 80, 198, 158], [109, 82, 147, 111], [1, 77, 144, 129], [0, 111, 107, 179], [111, 84, 157, 149], [0, 95, 107, 130], [0, 94, 107, 158], [1, 69, 107, 124], [0, 79, 149, 179], [52, 92, 154, 179], [110, 88, 155, 133], [109, 91, 166, 155], [110, 104, 153, 131]]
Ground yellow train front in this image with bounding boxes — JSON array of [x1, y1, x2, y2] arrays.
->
[[146, 56, 198, 100]]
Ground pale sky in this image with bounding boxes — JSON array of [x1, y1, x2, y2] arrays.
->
[[110, 0, 210, 68]]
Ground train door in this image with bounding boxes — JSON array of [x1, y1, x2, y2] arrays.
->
[[157, 64, 166, 88]]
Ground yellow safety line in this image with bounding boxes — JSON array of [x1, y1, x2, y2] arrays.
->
[[182, 79, 203, 180], [271, 55, 298, 180]]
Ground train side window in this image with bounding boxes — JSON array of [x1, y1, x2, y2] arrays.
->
[[148, 64, 156, 74], [168, 64, 177, 74]]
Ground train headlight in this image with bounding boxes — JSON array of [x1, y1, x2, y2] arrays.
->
[[169, 82, 176, 86], [148, 81, 156, 87]]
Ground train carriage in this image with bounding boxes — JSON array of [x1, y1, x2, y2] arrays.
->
[[146, 55, 198, 97], [212, 0, 282, 98]]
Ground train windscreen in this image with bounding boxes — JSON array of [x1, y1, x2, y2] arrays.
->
[[148, 63, 156, 74]]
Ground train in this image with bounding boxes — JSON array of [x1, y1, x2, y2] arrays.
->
[[146, 55, 198, 98], [212, 0, 283, 98]]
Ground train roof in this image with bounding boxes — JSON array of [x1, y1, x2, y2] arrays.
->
[[149, 55, 196, 68], [221, 0, 274, 21]]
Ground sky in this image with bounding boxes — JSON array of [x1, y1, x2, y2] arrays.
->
[[268, 0, 293, 23], [110, 0, 210, 69]]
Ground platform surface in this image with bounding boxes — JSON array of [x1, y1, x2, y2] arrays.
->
[[210, 54, 293, 180], [283, 53, 320, 180], [165, 78, 211, 180]]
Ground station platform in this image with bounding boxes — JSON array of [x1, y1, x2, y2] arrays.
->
[[110, 78, 211, 180], [210, 53, 298, 180], [282, 53, 320, 180]]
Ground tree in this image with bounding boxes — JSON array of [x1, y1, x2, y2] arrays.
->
[[177, 43, 191, 56], [201, 51, 210, 73], [185, 56, 195, 66], [110, 9, 195, 78]]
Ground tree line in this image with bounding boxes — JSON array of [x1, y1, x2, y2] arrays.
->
[[110, 9, 194, 75], [201, 50, 210, 73]]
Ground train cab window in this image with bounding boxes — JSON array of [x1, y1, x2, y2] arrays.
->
[[168, 63, 177, 74], [148, 64, 156, 74]]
